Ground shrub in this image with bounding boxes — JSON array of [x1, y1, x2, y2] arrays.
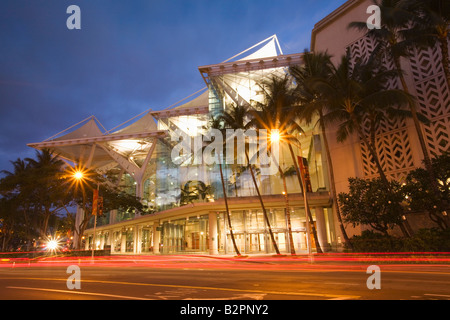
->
[[347, 230, 401, 252], [347, 228, 450, 252]]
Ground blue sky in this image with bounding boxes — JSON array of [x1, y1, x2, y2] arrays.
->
[[0, 0, 347, 172]]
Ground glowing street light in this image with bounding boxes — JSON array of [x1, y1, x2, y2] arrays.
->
[[269, 130, 281, 143], [45, 236, 61, 253], [74, 171, 84, 180], [46, 240, 59, 251], [67, 166, 100, 258]]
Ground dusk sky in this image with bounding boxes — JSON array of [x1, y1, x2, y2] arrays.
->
[[0, 0, 348, 172]]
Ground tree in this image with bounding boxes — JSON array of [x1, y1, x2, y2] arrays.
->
[[291, 50, 353, 248], [220, 104, 281, 255], [349, 0, 442, 220], [314, 54, 412, 187], [403, 152, 450, 230], [0, 150, 72, 240], [252, 74, 319, 254], [0, 197, 21, 251], [24, 149, 69, 237], [69, 168, 146, 249], [205, 116, 241, 256], [338, 177, 406, 236], [0, 158, 39, 250], [400, 0, 450, 89]]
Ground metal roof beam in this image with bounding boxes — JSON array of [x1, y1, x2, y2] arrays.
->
[[27, 130, 168, 149], [198, 53, 304, 84]]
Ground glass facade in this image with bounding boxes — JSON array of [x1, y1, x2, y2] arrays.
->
[[82, 47, 337, 255], [160, 215, 209, 254], [132, 122, 328, 213], [140, 227, 153, 252], [220, 208, 321, 254], [90, 205, 336, 254]]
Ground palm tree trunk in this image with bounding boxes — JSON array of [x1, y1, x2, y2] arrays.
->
[[287, 142, 323, 254], [219, 163, 241, 256], [277, 163, 296, 255], [319, 111, 352, 248], [245, 150, 281, 255], [41, 208, 51, 237], [351, 114, 390, 187]]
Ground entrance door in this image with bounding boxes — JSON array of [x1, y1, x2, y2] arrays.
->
[[292, 231, 316, 252], [227, 233, 245, 254], [248, 233, 265, 253]]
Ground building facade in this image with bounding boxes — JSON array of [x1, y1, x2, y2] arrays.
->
[[311, 0, 450, 236], [29, 35, 336, 255], [28, 0, 449, 254]]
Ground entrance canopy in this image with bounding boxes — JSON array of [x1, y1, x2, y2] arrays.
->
[[198, 35, 304, 109], [27, 34, 303, 185]]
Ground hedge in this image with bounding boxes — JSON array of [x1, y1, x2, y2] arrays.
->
[[347, 228, 450, 252]]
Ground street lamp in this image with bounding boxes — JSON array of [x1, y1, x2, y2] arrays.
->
[[73, 171, 83, 180], [269, 130, 281, 144], [297, 133, 313, 260], [72, 168, 99, 259]]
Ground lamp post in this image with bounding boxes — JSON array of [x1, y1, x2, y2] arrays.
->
[[296, 134, 313, 260], [283, 131, 315, 259], [73, 170, 99, 259], [91, 183, 100, 259], [270, 130, 296, 255]]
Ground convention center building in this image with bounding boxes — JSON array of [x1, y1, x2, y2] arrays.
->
[[28, 0, 450, 255]]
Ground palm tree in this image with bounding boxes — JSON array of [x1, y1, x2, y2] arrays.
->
[[317, 54, 418, 238], [399, 0, 450, 89], [252, 74, 323, 254], [314, 54, 412, 187], [0, 158, 38, 250], [220, 104, 281, 255], [206, 116, 241, 256], [349, 0, 447, 226], [25, 149, 66, 236], [291, 50, 353, 248]]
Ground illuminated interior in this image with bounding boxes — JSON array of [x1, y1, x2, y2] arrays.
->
[[29, 35, 335, 255]]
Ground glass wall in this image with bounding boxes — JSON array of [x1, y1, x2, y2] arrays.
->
[[125, 228, 134, 252], [160, 215, 209, 254], [112, 101, 329, 219], [220, 208, 326, 254], [140, 227, 153, 253], [112, 230, 122, 253], [155, 138, 180, 212]]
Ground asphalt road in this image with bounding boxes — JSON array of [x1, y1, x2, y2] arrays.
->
[[0, 255, 449, 302]]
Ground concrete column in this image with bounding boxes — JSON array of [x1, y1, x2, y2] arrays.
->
[[152, 221, 161, 254], [136, 226, 142, 254], [109, 209, 117, 224], [100, 233, 105, 250], [314, 207, 330, 252], [73, 206, 84, 250], [208, 212, 219, 255], [121, 232, 126, 253]]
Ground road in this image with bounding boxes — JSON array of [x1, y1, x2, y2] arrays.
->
[[0, 254, 449, 302]]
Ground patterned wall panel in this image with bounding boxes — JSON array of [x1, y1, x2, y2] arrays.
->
[[409, 44, 450, 159], [346, 35, 415, 181]]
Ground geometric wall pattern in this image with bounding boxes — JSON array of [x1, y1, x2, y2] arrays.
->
[[409, 44, 450, 159], [347, 35, 416, 181]]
